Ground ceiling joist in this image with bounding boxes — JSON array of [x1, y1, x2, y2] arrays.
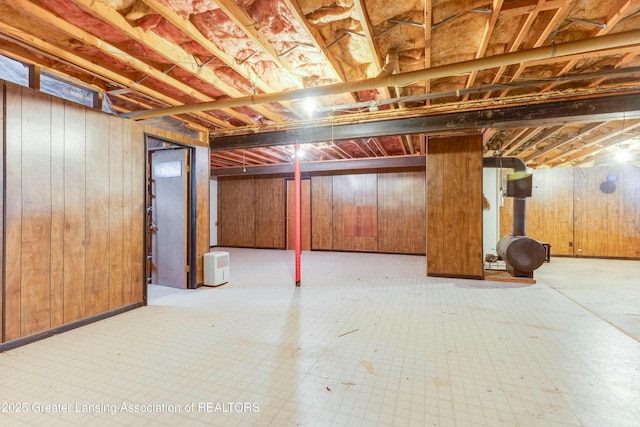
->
[[2, 0, 640, 169]]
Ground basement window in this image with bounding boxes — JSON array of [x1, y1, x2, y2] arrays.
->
[[0, 54, 29, 86], [41, 73, 96, 108]]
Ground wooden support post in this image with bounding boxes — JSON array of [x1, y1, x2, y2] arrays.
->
[[29, 64, 41, 91], [426, 134, 484, 279]]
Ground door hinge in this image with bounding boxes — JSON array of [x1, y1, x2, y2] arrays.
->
[[185, 265, 190, 272], [185, 164, 191, 173]]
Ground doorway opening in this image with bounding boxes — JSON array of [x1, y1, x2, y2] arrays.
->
[[145, 136, 197, 293]]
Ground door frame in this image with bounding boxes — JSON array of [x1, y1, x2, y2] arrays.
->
[[145, 135, 197, 291]]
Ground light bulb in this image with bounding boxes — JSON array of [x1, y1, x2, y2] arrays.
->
[[615, 149, 631, 163], [302, 98, 316, 117]]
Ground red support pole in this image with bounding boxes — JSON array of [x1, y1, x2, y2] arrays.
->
[[294, 143, 301, 286]]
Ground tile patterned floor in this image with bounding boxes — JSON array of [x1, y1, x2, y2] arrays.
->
[[0, 249, 638, 426]]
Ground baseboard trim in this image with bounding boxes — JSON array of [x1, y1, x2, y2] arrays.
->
[[0, 302, 144, 353]]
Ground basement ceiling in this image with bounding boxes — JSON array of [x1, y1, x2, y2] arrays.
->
[[2, 0, 640, 172]]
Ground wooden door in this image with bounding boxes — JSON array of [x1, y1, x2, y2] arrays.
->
[[150, 148, 189, 288], [286, 179, 311, 250]]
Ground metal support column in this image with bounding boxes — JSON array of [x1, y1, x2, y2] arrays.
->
[[294, 143, 301, 286]]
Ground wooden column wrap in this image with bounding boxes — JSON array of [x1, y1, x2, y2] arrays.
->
[[426, 134, 484, 278]]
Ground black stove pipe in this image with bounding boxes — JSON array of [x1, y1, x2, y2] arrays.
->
[[482, 157, 527, 236]]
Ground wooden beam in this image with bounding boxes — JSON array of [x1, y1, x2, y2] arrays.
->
[[140, 0, 301, 117], [0, 21, 223, 128], [501, 0, 566, 16], [423, 0, 432, 101], [328, 142, 352, 159], [124, 29, 640, 120], [28, 63, 40, 90], [498, 0, 573, 97], [95, 6, 292, 126], [4, 1, 233, 129], [72, 0, 259, 126], [504, 125, 564, 157], [280, 0, 361, 115], [141, 0, 270, 95], [210, 154, 426, 176], [525, 122, 606, 163], [215, 0, 303, 88], [245, 149, 290, 165], [281, 0, 345, 83], [463, 0, 504, 99], [353, 0, 382, 72], [515, 125, 563, 155], [484, 0, 545, 98], [549, 120, 640, 166], [209, 92, 640, 150], [542, 0, 637, 89]]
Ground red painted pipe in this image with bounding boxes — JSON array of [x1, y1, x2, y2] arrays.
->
[[294, 143, 301, 286]]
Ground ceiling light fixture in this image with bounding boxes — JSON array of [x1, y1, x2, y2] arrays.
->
[[302, 98, 316, 118], [615, 148, 631, 163]]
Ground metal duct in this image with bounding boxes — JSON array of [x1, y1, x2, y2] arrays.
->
[[484, 157, 546, 277], [482, 157, 527, 236]]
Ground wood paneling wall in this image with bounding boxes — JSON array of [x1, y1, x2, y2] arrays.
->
[[500, 168, 574, 255], [378, 172, 426, 254], [218, 176, 285, 248], [195, 145, 211, 284], [311, 175, 333, 250], [315, 171, 426, 253], [332, 174, 378, 251], [1, 80, 209, 344], [220, 171, 426, 254], [426, 135, 484, 278], [218, 177, 256, 247], [256, 178, 285, 248], [574, 166, 640, 258], [0, 83, 4, 337], [500, 166, 640, 258], [2, 82, 145, 342]]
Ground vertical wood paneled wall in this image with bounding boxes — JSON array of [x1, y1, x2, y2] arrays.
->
[[1, 80, 210, 344], [1, 83, 5, 337], [332, 174, 379, 251], [574, 166, 640, 258], [218, 176, 285, 248], [426, 135, 484, 278], [219, 170, 426, 254], [2, 82, 145, 341], [378, 172, 426, 254], [500, 167, 574, 255], [256, 178, 287, 248], [310, 175, 333, 250], [195, 145, 211, 284], [502, 166, 640, 258]]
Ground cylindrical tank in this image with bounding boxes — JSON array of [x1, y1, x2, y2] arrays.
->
[[496, 235, 546, 273]]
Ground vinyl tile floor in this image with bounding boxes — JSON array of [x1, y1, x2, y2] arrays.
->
[[0, 249, 639, 426]]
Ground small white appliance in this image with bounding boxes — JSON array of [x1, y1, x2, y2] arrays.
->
[[203, 251, 229, 286]]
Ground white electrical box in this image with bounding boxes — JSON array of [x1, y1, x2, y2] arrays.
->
[[204, 251, 229, 286]]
